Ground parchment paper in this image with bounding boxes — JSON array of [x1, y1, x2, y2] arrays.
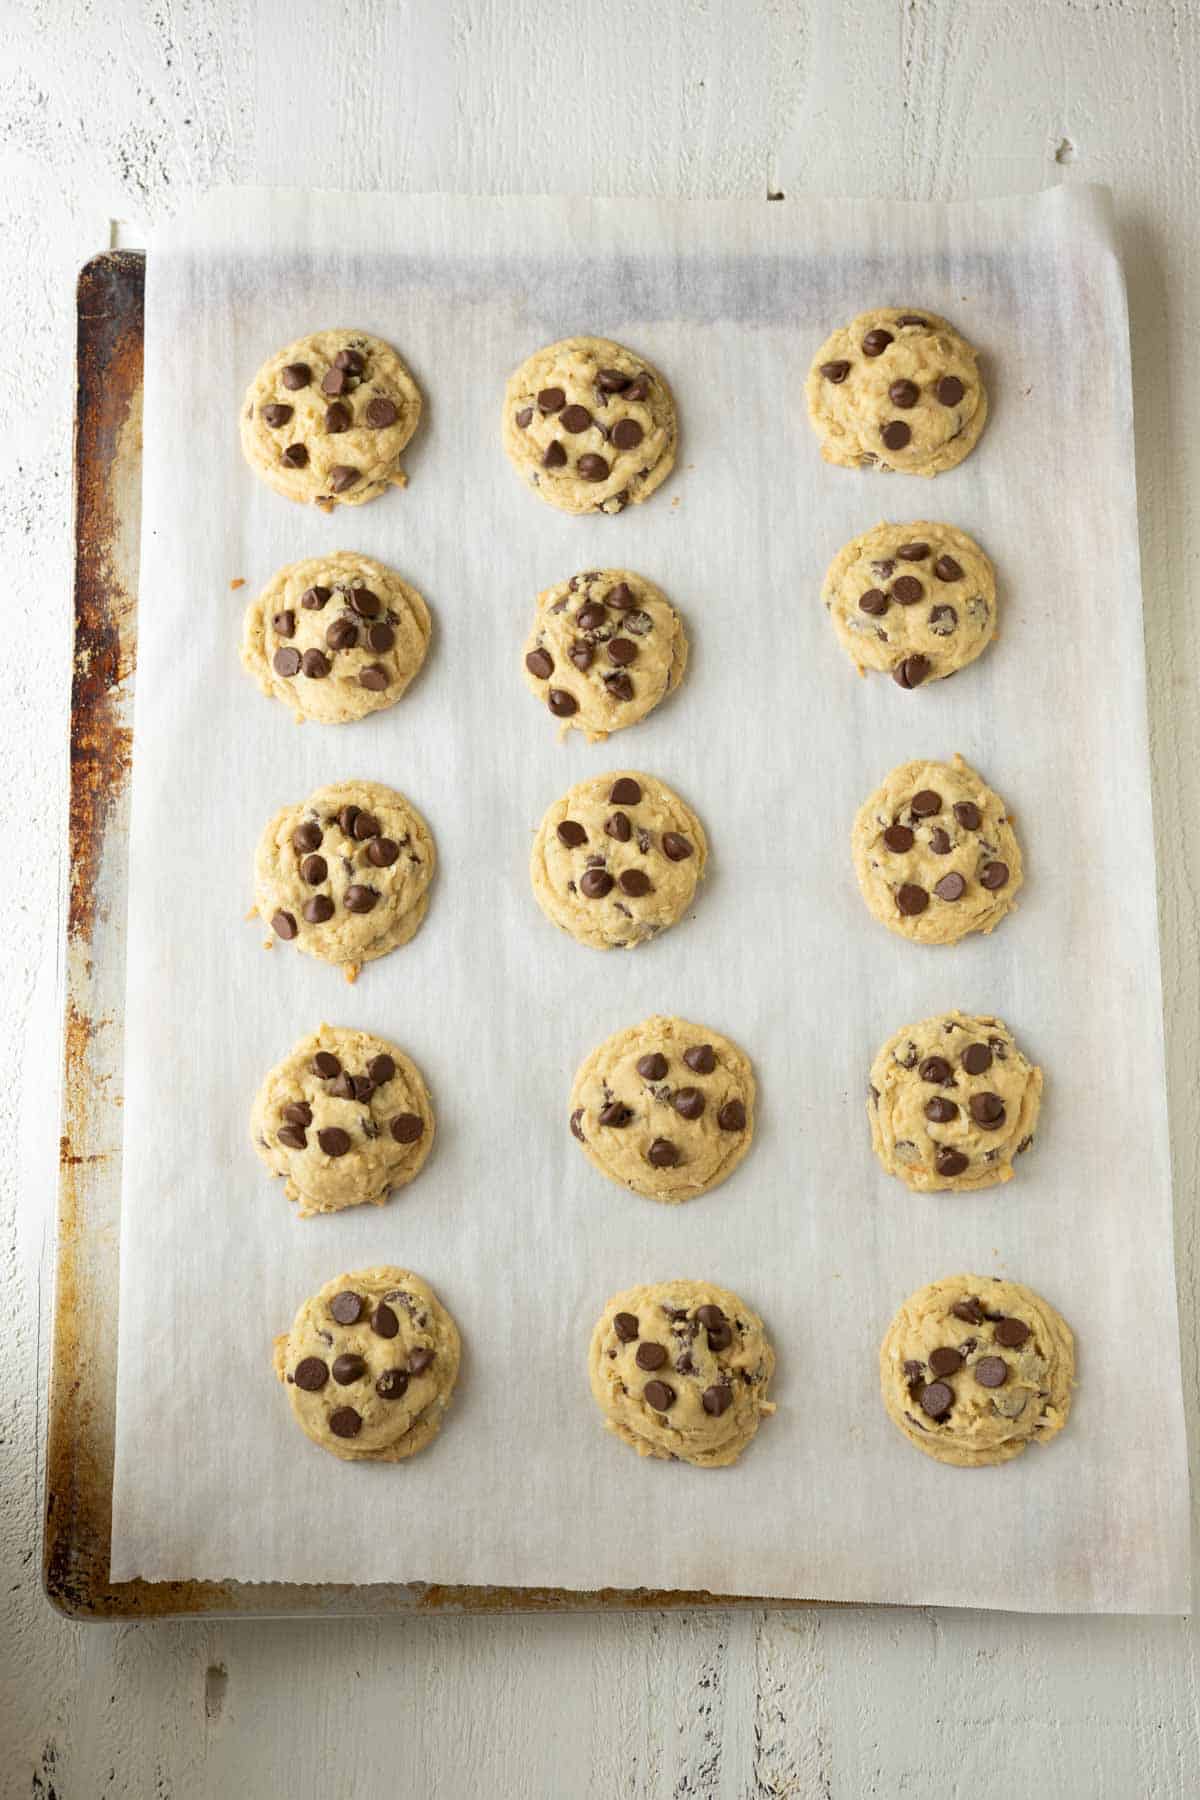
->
[[110, 186, 1190, 1611]]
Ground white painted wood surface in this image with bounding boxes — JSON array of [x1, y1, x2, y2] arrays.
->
[[4, 0, 1199, 1791]]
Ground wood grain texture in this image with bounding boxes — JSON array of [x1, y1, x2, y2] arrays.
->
[[4, 1, 1198, 1793]]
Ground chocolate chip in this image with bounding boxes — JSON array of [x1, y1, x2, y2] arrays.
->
[[980, 861, 1009, 889], [569, 642, 594, 672], [368, 1054, 396, 1085], [343, 885, 378, 913], [636, 1342, 667, 1371], [643, 1380, 675, 1411], [883, 824, 914, 852], [312, 1053, 341, 1080], [934, 872, 966, 901], [969, 1092, 1006, 1129], [324, 401, 351, 433], [371, 1302, 399, 1340], [924, 1095, 958, 1122], [672, 1086, 705, 1120], [301, 585, 330, 610], [608, 637, 637, 667], [318, 1127, 351, 1157], [548, 688, 578, 717], [934, 556, 964, 582], [929, 604, 958, 635], [542, 441, 567, 469], [301, 896, 333, 924], [580, 868, 614, 898], [894, 656, 930, 689], [329, 1407, 362, 1438], [919, 1056, 952, 1083], [359, 664, 389, 691], [604, 672, 634, 701], [937, 375, 965, 406], [897, 315, 929, 328], [619, 869, 652, 897], [515, 407, 533, 428], [300, 854, 327, 885], [330, 1290, 363, 1325], [953, 801, 981, 830], [919, 1381, 953, 1420], [862, 329, 893, 357], [606, 582, 636, 611], [367, 623, 395, 653], [936, 1147, 969, 1177], [326, 618, 358, 651], [718, 1099, 747, 1132], [537, 386, 565, 413], [612, 419, 644, 450], [623, 375, 650, 401], [820, 359, 851, 382], [376, 1370, 408, 1399], [647, 1138, 678, 1168], [352, 1075, 375, 1103], [974, 1356, 1008, 1389], [995, 1318, 1030, 1348], [911, 789, 942, 816], [859, 588, 889, 616], [281, 362, 311, 389], [293, 822, 322, 853], [407, 1348, 435, 1376], [613, 1311, 639, 1342], [684, 1045, 715, 1074], [892, 575, 923, 605], [570, 1109, 585, 1141], [526, 648, 554, 680], [929, 829, 951, 855], [898, 541, 930, 561], [365, 396, 399, 428], [391, 1113, 423, 1144], [577, 453, 609, 482], [605, 812, 631, 842], [367, 837, 399, 867], [557, 820, 588, 848], [282, 1101, 313, 1128], [950, 1297, 985, 1327], [560, 404, 592, 433], [328, 465, 359, 492], [702, 1385, 733, 1416], [332, 1352, 367, 1385], [662, 833, 693, 861], [347, 588, 380, 619], [322, 367, 350, 396], [273, 647, 302, 677], [293, 1356, 328, 1391], [596, 368, 631, 393], [889, 379, 918, 407], [271, 910, 297, 939], [262, 401, 294, 427], [334, 348, 364, 375], [962, 1043, 992, 1074], [281, 443, 309, 468], [637, 1053, 669, 1080], [896, 883, 929, 916], [599, 779, 638, 809], [881, 421, 911, 450], [277, 1124, 307, 1150], [300, 648, 330, 679], [928, 1347, 962, 1377]]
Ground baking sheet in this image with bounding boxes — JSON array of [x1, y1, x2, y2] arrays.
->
[[110, 186, 1189, 1612]]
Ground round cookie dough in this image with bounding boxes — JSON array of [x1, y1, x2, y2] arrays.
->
[[240, 329, 421, 509], [589, 1280, 776, 1468], [806, 308, 987, 477], [852, 753, 1022, 946], [241, 552, 431, 724], [502, 336, 677, 515], [570, 1016, 755, 1203], [522, 568, 688, 741], [251, 1024, 434, 1217], [254, 779, 435, 975], [879, 1274, 1074, 1467], [868, 1011, 1042, 1193], [274, 1266, 460, 1463], [531, 772, 707, 951], [823, 520, 995, 689]]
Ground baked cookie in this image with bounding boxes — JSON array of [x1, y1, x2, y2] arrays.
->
[[240, 329, 421, 508], [570, 1016, 754, 1203], [254, 780, 435, 977], [251, 1024, 434, 1217], [851, 754, 1021, 946], [806, 308, 987, 477], [502, 336, 676, 515], [531, 772, 707, 951], [589, 1280, 776, 1468], [869, 1012, 1042, 1193], [523, 569, 688, 741], [241, 552, 431, 724], [823, 521, 995, 689], [879, 1275, 1074, 1467], [273, 1267, 460, 1462]]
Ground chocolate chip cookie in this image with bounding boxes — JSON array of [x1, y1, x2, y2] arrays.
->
[[241, 552, 431, 724], [879, 1275, 1074, 1467], [570, 1016, 755, 1203], [503, 336, 677, 514], [531, 772, 707, 951], [589, 1280, 776, 1468], [251, 1024, 434, 1217], [240, 329, 421, 508], [523, 568, 688, 741], [806, 308, 987, 476], [254, 780, 435, 977], [869, 1012, 1042, 1193], [851, 754, 1022, 945], [823, 520, 996, 688], [274, 1267, 460, 1462]]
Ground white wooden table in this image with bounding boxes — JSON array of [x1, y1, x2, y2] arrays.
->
[[6, 2, 1199, 1791]]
